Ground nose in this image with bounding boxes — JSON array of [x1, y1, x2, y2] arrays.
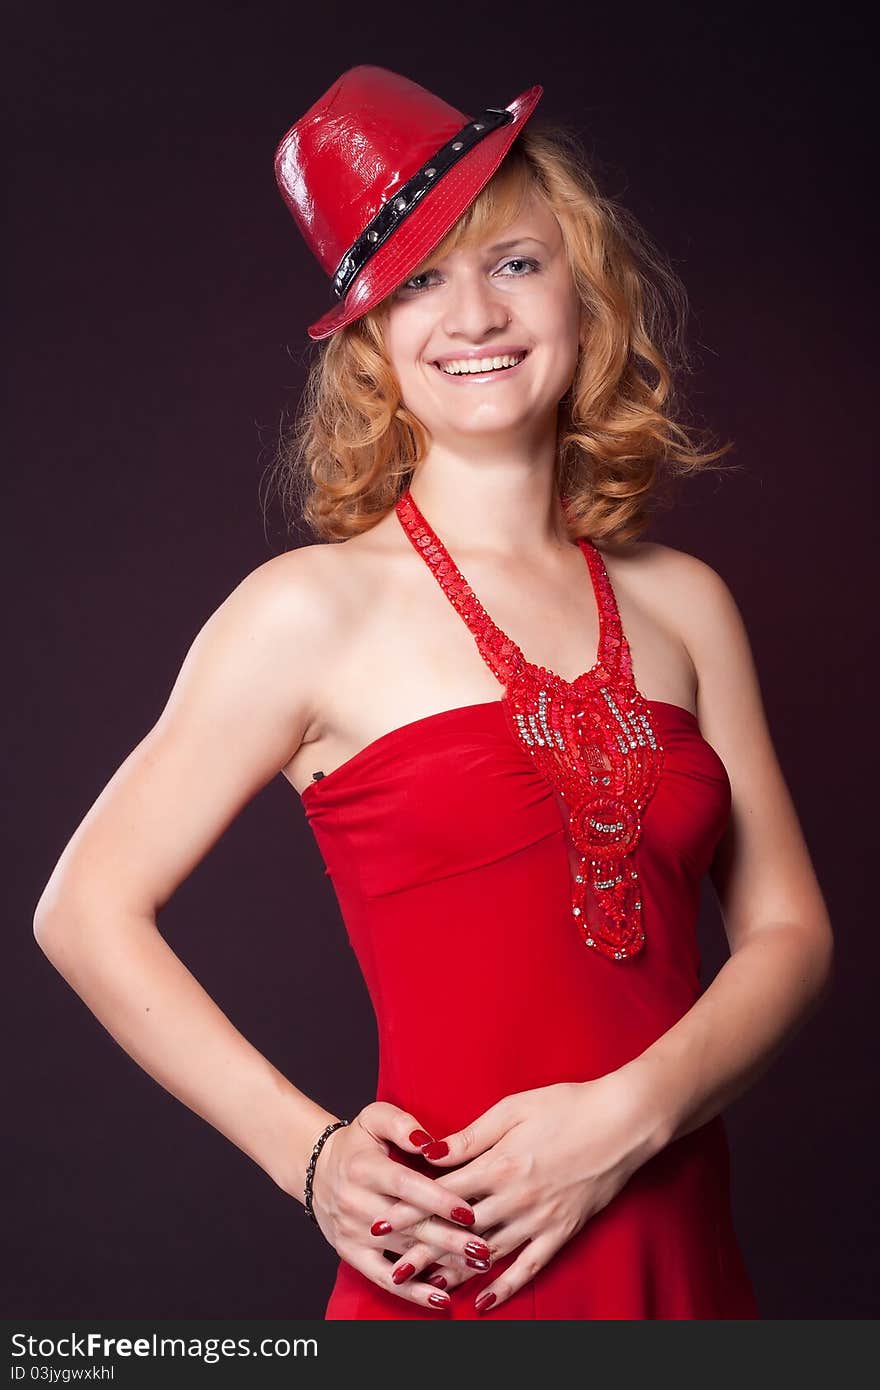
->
[[440, 268, 511, 339]]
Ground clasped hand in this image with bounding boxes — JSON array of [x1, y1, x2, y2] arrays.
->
[[311, 1070, 666, 1314]]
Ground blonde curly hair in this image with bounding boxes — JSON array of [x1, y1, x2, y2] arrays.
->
[[265, 119, 736, 545]]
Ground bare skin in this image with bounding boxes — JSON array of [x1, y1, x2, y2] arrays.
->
[[300, 522, 837, 1307], [280, 515, 699, 796], [35, 187, 833, 1314], [33, 512, 832, 1313]]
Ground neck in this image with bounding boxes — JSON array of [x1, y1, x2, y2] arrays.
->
[[405, 440, 569, 559]]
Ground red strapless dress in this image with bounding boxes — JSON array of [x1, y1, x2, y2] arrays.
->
[[300, 489, 759, 1320]]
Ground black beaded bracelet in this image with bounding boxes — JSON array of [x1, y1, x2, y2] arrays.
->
[[303, 1118, 350, 1223]]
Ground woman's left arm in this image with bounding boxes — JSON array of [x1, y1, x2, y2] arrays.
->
[[365, 552, 835, 1308], [619, 549, 835, 1148]]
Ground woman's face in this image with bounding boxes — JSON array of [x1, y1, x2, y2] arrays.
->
[[380, 191, 581, 442]]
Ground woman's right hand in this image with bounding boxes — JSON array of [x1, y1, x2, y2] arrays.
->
[[309, 1102, 491, 1313]]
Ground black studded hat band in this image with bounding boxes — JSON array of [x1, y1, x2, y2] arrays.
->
[[331, 106, 515, 300]]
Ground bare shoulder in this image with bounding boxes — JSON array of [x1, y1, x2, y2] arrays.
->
[[596, 536, 742, 653], [624, 539, 752, 677], [224, 530, 390, 711], [32, 538, 371, 924], [224, 536, 363, 659], [595, 534, 728, 601], [604, 533, 803, 832], [596, 534, 767, 743], [160, 539, 358, 754], [230, 538, 344, 621]]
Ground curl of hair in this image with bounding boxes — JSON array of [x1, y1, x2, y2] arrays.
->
[[264, 120, 738, 545]]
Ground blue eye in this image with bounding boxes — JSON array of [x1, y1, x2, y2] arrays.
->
[[397, 256, 541, 296], [502, 258, 540, 277]]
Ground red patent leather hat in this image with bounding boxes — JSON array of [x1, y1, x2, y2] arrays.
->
[[274, 65, 543, 341]]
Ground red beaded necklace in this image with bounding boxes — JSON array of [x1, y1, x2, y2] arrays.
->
[[395, 487, 665, 962]]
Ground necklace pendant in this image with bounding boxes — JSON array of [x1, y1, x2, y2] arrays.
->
[[503, 674, 660, 962]]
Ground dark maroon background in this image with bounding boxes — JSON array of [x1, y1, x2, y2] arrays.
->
[[5, 3, 875, 1319]]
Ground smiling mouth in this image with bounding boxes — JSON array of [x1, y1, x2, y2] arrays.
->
[[433, 350, 530, 377]]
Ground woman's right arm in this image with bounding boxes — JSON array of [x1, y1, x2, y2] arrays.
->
[[33, 545, 492, 1309], [32, 547, 344, 1201]]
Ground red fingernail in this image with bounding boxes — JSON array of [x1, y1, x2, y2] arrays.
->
[[465, 1240, 490, 1259], [466, 1257, 490, 1271], [392, 1262, 416, 1284], [370, 1220, 393, 1237], [409, 1129, 434, 1146], [451, 1205, 475, 1225], [421, 1140, 449, 1159], [428, 1291, 451, 1309], [427, 1273, 447, 1289], [475, 1291, 496, 1313]]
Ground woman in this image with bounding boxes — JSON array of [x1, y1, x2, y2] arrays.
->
[[34, 67, 833, 1320]]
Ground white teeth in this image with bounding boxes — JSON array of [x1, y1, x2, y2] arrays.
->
[[437, 353, 525, 375]]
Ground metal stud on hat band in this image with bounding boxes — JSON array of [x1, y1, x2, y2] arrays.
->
[[331, 106, 515, 300]]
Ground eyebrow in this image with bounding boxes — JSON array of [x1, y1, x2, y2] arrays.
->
[[428, 237, 548, 264], [484, 237, 548, 253]]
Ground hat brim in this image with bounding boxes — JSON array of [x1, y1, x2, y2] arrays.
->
[[306, 83, 544, 341]]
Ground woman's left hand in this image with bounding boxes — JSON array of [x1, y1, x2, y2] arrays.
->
[[369, 1070, 668, 1311]]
